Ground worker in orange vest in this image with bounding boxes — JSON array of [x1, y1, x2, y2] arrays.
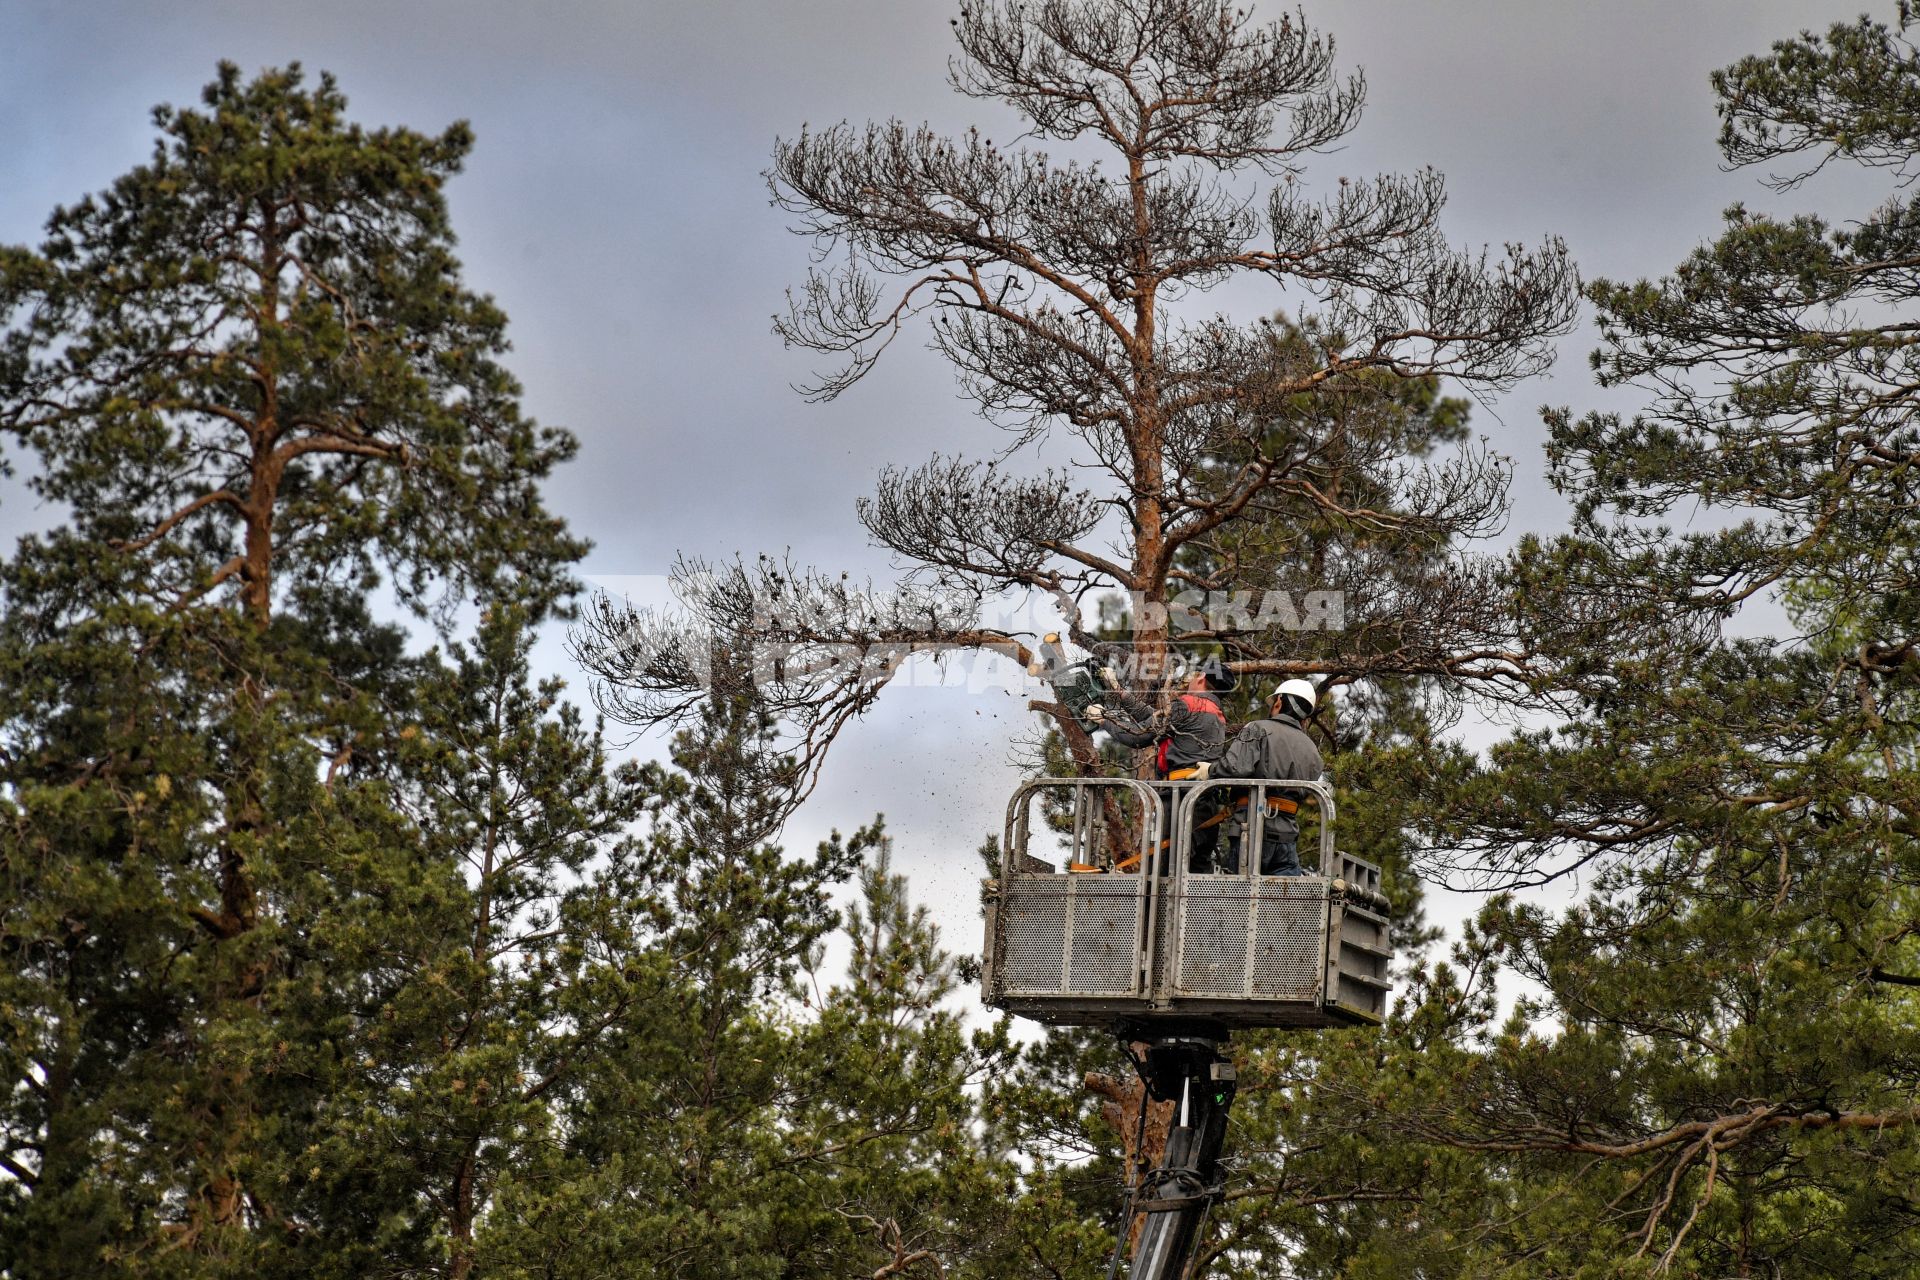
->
[[1086, 657, 1234, 870], [1086, 656, 1231, 774]]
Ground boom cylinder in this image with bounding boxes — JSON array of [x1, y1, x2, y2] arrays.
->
[[1129, 1035, 1236, 1279]]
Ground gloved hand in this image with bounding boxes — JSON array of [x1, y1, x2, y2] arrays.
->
[[1099, 666, 1118, 688], [1085, 703, 1106, 725], [1191, 761, 1213, 780]]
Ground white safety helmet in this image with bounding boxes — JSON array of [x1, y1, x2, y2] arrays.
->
[[1271, 678, 1317, 719]]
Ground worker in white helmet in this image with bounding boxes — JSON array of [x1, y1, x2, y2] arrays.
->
[[1190, 678, 1324, 875]]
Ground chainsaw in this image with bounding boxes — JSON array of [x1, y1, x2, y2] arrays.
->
[[1027, 631, 1118, 733]]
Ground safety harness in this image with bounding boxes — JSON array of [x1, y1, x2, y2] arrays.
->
[[1101, 793, 1300, 873]]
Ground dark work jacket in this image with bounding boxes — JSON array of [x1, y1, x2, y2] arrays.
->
[[1104, 689, 1227, 772], [1214, 713, 1324, 837]]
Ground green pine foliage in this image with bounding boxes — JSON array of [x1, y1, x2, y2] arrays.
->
[[1280, 10, 1920, 1276], [0, 60, 584, 1276], [0, 64, 1016, 1280], [478, 692, 1021, 1280]]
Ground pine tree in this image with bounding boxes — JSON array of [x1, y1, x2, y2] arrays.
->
[[787, 845, 1019, 1277], [272, 598, 652, 1278], [575, 0, 1576, 818], [0, 64, 580, 1273], [476, 686, 863, 1276], [479, 687, 1019, 1278], [1277, 9, 1920, 1275]]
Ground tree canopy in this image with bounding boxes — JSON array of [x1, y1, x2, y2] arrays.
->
[[574, 0, 1579, 817]]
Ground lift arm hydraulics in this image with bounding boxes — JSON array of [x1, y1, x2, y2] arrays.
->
[[1125, 1035, 1238, 1280]]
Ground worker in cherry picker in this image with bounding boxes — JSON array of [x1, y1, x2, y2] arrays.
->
[[1085, 655, 1234, 775], [1084, 655, 1234, 869], [1191, 678, 1324, 876]]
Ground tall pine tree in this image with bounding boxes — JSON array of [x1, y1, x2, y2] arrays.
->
[[0, 64, 580, 1274]]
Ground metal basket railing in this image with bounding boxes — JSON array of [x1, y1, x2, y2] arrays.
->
[[987, 775, 1391, 1027]]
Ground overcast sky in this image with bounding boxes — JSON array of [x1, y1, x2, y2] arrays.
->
[[2, 1, 1895, 954]]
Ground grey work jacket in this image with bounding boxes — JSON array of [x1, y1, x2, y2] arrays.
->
[[1103, 689, 1227, 771], [1213, 713, 1324, 837]]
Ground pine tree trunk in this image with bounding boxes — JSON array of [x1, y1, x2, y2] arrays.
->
[[449, 1152, 478, 1280], [1087, 1051, 1175, 1251]]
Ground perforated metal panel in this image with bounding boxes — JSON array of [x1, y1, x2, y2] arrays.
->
[[1169, 877, 1328, 1000], [998, 878, 1069, 992], [1066, 877, 1140, 995], [995, 876, 1144, 998], [1251, 885, 1326, 999], [1175, 880, 1257, 996], [987, 869, 1389, 1028]]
